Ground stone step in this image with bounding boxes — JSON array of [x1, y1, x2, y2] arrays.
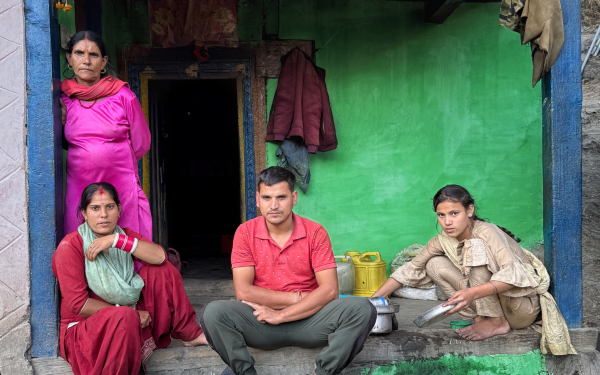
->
[[31, 328, 599, 374], [182, 278, 235, 298], [30, 275, 600, 375]]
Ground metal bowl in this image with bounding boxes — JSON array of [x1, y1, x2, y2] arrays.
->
[[413, 302, 456, 328], [370, 304, 399, 334]]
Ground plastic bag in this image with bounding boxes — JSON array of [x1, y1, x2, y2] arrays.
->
[[390, 244, 424, 274], [390, 244, 439, 301], [392, 285, 438, 301]]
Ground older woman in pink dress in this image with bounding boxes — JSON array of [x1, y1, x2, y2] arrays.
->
[[61, 31, 152, 239]]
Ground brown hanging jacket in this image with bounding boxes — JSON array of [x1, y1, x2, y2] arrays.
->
[[266, 48, 337, 153]]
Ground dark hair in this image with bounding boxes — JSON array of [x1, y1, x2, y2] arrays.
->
[[256, 166, 295, 192], [66, 30, 107, 57], [77, 182, 120, 223], [433, 184, 520, 243]]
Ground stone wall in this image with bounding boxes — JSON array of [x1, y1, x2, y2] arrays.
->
[[0, 0, 32, 374], [582, 26, 600, 328]]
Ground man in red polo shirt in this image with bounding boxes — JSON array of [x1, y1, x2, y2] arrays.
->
[[200, 166, 376, 375]]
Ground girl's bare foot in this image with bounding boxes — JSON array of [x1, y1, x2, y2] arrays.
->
[[183, 332, 208, 347], [456, 316, 510, 340]]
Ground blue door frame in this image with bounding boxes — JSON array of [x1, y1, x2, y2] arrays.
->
[[541, 0, 583, 328], [26, 0, 63, 357], [27, 0, 583, 357]]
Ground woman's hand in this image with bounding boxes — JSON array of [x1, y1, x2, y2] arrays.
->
[[443, 281, 512, 315], [443, 288, 477, 315], [137, 310, 151, 328], [371, 278, 402, 298], [86, 234, 117, 261]]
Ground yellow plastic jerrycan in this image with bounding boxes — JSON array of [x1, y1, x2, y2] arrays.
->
[[345, 251, 387, 297]]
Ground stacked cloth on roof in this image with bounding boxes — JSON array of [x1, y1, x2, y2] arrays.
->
[[266, 47, 338, 192], [500, 0, 564, 87]]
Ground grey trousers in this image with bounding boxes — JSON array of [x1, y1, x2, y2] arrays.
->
[[199, 298, 377, 375]]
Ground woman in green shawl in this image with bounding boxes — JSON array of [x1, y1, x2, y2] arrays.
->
[[52, 182, 207, 375]]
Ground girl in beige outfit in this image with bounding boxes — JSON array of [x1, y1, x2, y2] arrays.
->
[[373, 185, 576, 355]]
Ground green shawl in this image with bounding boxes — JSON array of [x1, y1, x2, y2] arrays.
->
[[78, 223, 144, 306]]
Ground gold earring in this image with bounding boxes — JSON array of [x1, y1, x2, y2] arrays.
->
[[101, 68, 107, 74], [68, 65, 73, 70]]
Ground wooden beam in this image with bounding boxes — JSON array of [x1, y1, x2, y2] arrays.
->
[[542, 0, 583, 327], [424, 0, 465, 24]]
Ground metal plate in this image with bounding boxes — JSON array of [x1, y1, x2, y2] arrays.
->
[[413, 302, 455, 328]]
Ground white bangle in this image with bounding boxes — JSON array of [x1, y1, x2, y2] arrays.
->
[[130, 238, 139, 255], [115, 304, 120, 307], [111, 234, 119, 248], [78, 298, 89, 316]]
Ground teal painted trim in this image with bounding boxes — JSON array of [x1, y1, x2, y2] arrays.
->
[[26, 0, 63, 357], [541, 0, 583, 327], [241, 62, 256, 220]]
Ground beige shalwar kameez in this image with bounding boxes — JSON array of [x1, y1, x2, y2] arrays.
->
[[390, 221, 577, 355]]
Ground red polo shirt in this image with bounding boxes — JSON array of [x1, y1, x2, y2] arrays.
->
[[231, 214, 336, 293]]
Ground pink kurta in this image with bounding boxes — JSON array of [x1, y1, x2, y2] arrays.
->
[[62, 86, 152, 240]]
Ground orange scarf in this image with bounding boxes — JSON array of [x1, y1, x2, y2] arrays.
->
[[61, 76, 129, 101]]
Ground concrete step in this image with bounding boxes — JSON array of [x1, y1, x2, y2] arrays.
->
[[31, 328, 599, 374]]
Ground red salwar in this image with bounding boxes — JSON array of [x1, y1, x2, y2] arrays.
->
[[52, 228, 202, 375]]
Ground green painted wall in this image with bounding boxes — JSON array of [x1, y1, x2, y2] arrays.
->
[[365, 351, 547, 375], [57, 6, 76, 80], [267, 0, 543, 269], [101, 0, 151, 74], [57, 6, 78, 205], [77, 0, 543, 270], [238, 0, 279, 41]]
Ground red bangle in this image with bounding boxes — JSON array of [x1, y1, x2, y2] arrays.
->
[[115, 234, 126, 249], [120, 235, 128, 251], [123, 236, 135, 253]]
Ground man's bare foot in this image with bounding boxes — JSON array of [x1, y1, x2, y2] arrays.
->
[[456, 316, 510, 340], [183, 332, 208, 347]]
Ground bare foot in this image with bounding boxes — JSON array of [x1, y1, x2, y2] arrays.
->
[[183, 332, 208, 347], [455, 316, 510, 340]]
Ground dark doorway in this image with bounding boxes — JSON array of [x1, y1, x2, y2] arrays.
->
[[148, 79, 241, 259]]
